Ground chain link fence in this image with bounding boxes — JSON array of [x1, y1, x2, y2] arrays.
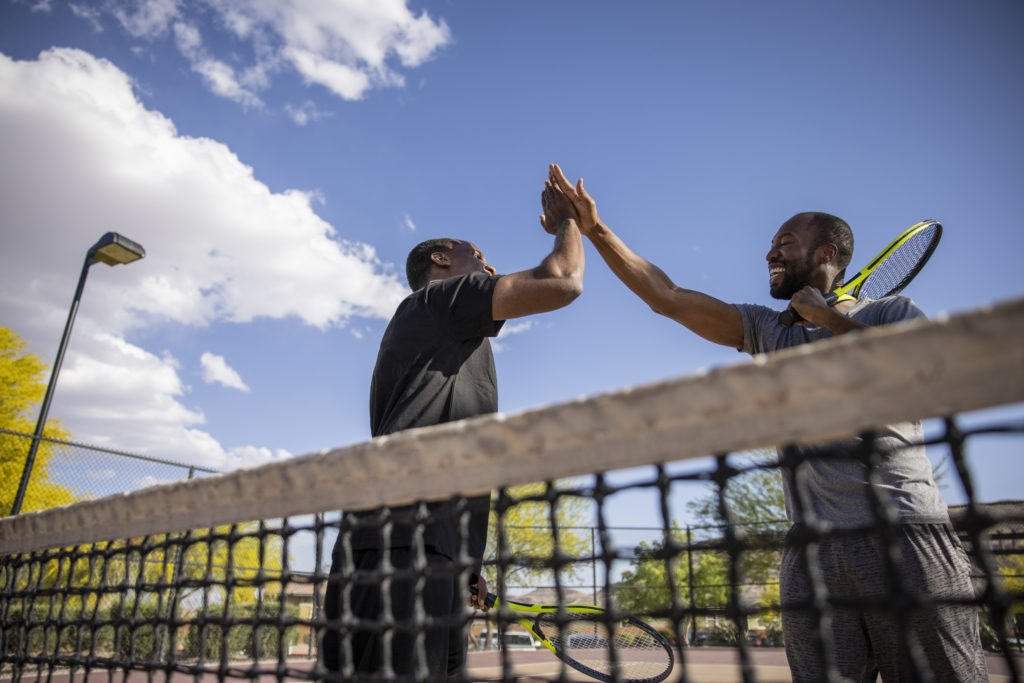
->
[[1, 428, 219, 516]]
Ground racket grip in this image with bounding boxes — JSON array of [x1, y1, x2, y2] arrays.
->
[[778, 308, 802, 327], [778, 292, 840, 328], [469, 586, 497, 608]]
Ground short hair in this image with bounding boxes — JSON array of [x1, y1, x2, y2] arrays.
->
[[405, 238, 454, 290], [796, 212, 854, 290]]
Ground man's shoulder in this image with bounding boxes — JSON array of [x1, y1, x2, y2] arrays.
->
[[424, 270, 500, 294], [734, 302, 783, 329], [853, 295, 926, 324]]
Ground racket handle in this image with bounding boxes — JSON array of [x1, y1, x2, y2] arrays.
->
[[778, 292, 840, 328], [778, 308, 801, 327], [469, 586, 498, 608]]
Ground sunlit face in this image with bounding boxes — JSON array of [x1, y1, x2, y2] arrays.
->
[[766, 217, 818, 300], [442, 240, 497, 277]]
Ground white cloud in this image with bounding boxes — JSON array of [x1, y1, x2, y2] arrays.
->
[[498, 321, 534, 338], [137, 474, 171, 488], [172, 20, 201, 53], [75, 0, 452, 108], [403, 213, 416, 231], [283, 46, 371, 100], [68, 3, 104, 32], [193, 57, 263, 108], [110, 0, 181, 39], [0, 48, 408, 467], [200, 352, 250, 392], [173, 21, 263, 108], [285, 99, 329, 126], [222, 445, 294, 471], [492, 320, 534, 353]]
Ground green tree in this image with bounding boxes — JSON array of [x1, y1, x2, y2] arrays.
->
[[686, 450, 788, 589], [615, 531, 729, 644], [995, 549, 1024, 645], [479, 481, 592, 649], [0, 325, 80, 514], [4, 523, 288, 660], [483, 481, 593, 589]]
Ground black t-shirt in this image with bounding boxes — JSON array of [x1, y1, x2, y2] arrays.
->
[[348, 271, 504, 561]]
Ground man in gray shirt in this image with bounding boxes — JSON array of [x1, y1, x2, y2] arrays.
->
[[545, 165, 986, 682]]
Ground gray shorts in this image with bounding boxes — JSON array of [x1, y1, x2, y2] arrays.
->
[[780, 522, 988, 682]]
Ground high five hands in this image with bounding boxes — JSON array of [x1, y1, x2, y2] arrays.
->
[[539, 164, 579, 235], [544, 164, 600, 235]]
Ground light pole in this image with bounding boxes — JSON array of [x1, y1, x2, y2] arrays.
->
[[9, 232, 146, 516]]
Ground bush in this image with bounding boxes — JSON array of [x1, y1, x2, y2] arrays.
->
[[708, 621, 740, 646], [979, 618, 1000, 652], [762, 619, 784, 647], [241, 601, 300, 659], [182, 604, 248, 660], [182, 601, 299, 661], [3, 598, 165, 661], [107, 599, 163, 661]]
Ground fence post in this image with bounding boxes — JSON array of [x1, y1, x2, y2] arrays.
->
[[687, 525, 696, 643]]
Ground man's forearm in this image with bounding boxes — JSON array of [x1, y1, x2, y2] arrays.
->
[[588, 221, 674, 309], [490, 219, 583, 320], [537, 218, 585, 287], [806, 307, 870, 335], [586, 220, 745, 348]]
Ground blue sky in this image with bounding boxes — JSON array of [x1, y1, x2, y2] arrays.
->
[[2, 0, 1023, 535]]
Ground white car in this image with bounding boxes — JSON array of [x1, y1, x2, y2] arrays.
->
[[502, 631, 540, 650]]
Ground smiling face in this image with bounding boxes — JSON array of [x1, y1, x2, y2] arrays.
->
[[766, 216, 821, 300]]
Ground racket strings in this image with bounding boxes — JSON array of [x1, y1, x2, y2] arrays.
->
[[535, 612, 672, 680], [858, 225, 940, 299]]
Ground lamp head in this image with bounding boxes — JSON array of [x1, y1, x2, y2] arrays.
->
[[88, 232, 146, 266]]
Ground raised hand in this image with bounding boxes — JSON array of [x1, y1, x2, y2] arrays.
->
[[539, 174, 579, 235], [548, 163, 600, 235]]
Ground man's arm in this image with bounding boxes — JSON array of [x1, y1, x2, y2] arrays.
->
[[549, 165, 743, 349], [788, 286, 869, 335], [491, 170, 584, 320]]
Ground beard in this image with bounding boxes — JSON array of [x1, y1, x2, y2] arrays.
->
[[769, 257, 815, 300]]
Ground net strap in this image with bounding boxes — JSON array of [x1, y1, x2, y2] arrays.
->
[[3, 296, 1023, 556]]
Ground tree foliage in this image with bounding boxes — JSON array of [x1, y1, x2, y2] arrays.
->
[[0, 325, 80, 514], [610, 452, 788, 643], [3, 523, 288, 660], [686, 450, 788, 587], [1, 327, 287, 659], [616, 534, 729, 616], [483, 481, 593, 588]]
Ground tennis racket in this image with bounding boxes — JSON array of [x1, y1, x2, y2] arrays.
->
[[778, 219, 942, 327], [478, 590, 674, 683]]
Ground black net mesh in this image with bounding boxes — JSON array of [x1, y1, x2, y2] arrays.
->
[[3, 299, 1023, 683], [2, 415, 1022, 683]]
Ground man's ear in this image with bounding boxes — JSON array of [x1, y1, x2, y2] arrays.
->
[[430, 251, 449, 268], [815, 243, 838, 265]]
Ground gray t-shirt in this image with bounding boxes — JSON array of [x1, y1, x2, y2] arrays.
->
[[734, 297, 949, 528]]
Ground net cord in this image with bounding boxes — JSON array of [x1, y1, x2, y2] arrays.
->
[[3, 296, 1023, 556]]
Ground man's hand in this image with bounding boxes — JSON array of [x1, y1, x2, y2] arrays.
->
[[788, 285, 830, 326], [469, 575, 489, 611], [539, 175, 579, 235], [790, 285, 868, 335], [548, 163, 600, 235]]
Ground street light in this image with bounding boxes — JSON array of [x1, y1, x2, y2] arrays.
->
[[9, 232, 145, 516]]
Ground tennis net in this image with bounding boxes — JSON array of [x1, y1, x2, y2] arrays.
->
[[2, 297, 1023, 682]]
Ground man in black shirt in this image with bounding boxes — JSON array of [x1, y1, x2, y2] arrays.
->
[[322, 166, 585, 680]]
